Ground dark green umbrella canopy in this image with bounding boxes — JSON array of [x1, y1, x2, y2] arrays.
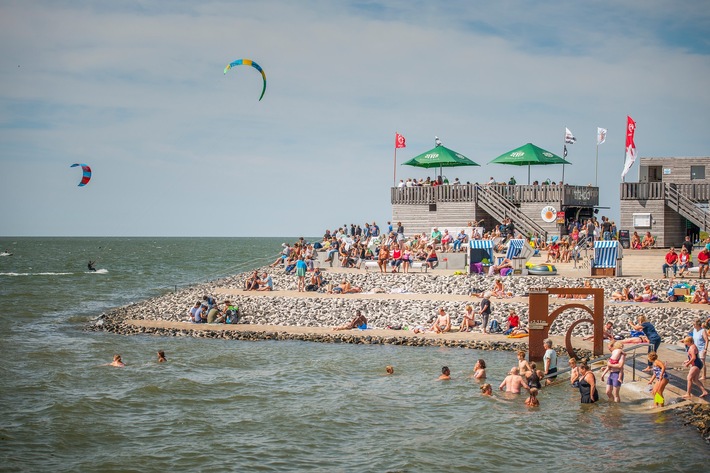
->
[[402, 145, 480, 169], [489, 143, 570, 183]]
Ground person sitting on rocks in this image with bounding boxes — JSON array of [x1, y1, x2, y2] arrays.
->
[[459, 305, 476, 332], [332, 309, 367, 330], [329, 279, 362, 294], [633, 284, 655, 302], [503, 310, 520, 335], [611, 285, 634, 301], [491, 278, 512, 298], [582, 321, 615, 342], [245, 270, 260, 290], [189, 301, 205, 323], [270, 243, 291, 267], [257, 271, 273, 291], [692, 283, 709, 304], [429, 308, 451, 333]]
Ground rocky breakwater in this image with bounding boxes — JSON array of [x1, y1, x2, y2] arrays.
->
[[90, 267, 706, 345]]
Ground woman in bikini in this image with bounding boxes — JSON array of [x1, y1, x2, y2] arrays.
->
[[459, 305, 476, 332], [682, 336, 709, 399]]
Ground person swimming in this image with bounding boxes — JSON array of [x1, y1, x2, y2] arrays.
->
[[109, 354, 125, 367], [157, 350, 167, 363]]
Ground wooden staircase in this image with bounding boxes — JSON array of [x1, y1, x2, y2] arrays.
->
[[476, 186, 549, 241], [665, 183, 710, 232]]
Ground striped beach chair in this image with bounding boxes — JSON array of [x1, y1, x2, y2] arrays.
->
[[468, 240, 494, 274], [590, 241, 622, 276], [498, 239, 534, 274]]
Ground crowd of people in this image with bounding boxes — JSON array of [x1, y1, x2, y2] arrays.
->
[[661, 240, 710, 280]]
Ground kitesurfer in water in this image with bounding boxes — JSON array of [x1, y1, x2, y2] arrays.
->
[[88, 260, 96, 271]]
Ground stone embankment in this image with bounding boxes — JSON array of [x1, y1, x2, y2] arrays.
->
[[90, 267, 707, 345]]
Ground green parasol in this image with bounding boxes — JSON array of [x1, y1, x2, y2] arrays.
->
[[489, 143, 571, 184], [402, 145, 479, 178]]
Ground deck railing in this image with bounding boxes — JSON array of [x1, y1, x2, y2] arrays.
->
[[391, 184, 599, 206], [620, 182, 710, 201]]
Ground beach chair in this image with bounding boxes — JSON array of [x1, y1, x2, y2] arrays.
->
[[468, 240, 494, 274], [590, 241, 622, 277], [498, 239, 534, 275]]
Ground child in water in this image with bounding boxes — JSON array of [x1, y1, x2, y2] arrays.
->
[[647, 352, 668, 407], [109, 354, 125, 367], [157, 350, 167, 363], [480, 383, 493, 396], [525, 387, 540, 407], [385, 365, 394, 375]]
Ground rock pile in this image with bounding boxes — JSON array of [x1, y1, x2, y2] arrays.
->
[[90, 267, 707, 345]]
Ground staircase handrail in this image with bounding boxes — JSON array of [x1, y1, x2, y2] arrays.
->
[[476, 186, 549, 241]]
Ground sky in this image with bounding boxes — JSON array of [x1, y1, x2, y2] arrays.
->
[[1, 0, 709, 237]]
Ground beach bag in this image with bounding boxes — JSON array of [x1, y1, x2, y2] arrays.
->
[[305, 284, 317, 292], [472, 262, 483, 274], [489, 320, 502, 333], [225, 306, 240, 324], [500, 268, 512, 276]]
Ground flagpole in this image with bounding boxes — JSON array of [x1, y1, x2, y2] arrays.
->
[[595, 142, 599, 187], [393, 133, 397, 187], [561, 128, 566, 184]]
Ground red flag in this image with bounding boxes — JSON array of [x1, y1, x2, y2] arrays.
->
[[621, 116, 636, 179], [395, 133, 406, 148]]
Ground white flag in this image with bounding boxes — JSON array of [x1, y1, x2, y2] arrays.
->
[[597, 127, 607, 145], [564, 127, 576, 144]]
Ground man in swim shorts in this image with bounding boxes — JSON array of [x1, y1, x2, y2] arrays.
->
[[429, 308, 451, 333]]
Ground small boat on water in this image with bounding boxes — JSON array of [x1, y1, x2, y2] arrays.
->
[[0, 251, 13, 257]]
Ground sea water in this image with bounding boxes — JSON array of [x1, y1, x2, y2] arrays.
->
[[0, 237, 707, 472]]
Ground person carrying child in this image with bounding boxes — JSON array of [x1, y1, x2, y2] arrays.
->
[[600, 341, 625, 402]]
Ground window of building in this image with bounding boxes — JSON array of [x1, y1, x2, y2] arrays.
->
[[691, 165, 705, 180], [632, 213, 652, 228]]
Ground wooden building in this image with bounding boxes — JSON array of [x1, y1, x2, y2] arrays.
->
[[620, 157, 710, 247], [390, 184, 599, 240]]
